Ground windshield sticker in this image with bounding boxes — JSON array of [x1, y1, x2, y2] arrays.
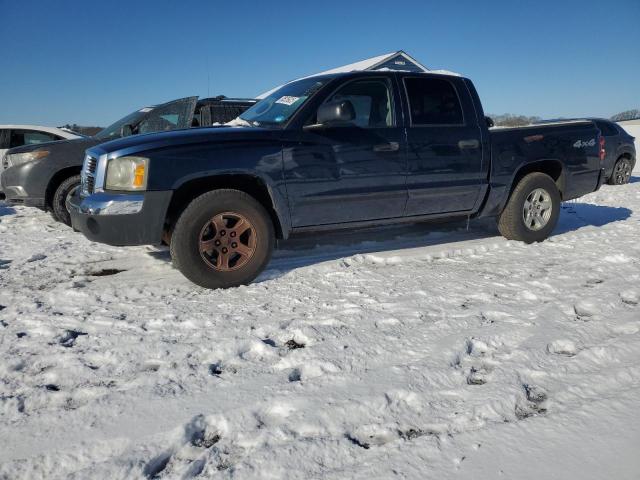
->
[[139, 107, 153, 113], [275, 96, 300, 106]]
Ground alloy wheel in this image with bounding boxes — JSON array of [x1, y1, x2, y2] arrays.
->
[[522, 188, 553, 231], [614, 158, 632, 185], [199, 212, 257, 271]]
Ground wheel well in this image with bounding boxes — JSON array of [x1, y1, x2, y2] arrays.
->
[[619, 152, 635, 164], [45, 167, 82, 209], [510, 160, 565, 199], [165, 175, 284, 238]]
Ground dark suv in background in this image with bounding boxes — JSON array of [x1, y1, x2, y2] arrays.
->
[[1, 96, 255, 225], [591, 118, 636, 185]]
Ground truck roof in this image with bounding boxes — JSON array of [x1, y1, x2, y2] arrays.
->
[[257, 70, 467, 100]]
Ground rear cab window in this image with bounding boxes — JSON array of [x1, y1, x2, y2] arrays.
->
[[403, 77, 464, 126]]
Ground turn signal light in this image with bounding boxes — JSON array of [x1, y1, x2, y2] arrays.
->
[[133, 164, 146, 187]]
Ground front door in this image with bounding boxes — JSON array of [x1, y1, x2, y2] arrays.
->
[[402, 76, 484, 216], [284, 77, 407, 227]]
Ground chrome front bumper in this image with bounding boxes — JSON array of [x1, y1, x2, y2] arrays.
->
[[75, 192, 145, 215]]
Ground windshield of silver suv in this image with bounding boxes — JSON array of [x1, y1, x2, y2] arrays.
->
[[239, 77, 328, 127]]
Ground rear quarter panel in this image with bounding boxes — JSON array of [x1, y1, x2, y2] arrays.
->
[[482, 123, 601, 216]]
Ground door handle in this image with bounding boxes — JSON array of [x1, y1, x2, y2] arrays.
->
[[458, 139, 480, 149], [373, 141, 400, 152]]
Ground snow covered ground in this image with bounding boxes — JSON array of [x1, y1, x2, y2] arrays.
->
[[1, 174, 639, 479]]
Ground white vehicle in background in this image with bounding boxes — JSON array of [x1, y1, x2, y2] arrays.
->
[[0, 125, 82, 187]]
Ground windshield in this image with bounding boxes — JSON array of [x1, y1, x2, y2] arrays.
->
[[94, 108, 152, 140], [239, 77, 328, 127]]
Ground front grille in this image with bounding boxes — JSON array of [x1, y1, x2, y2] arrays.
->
[[86, 156, 97, 174], [85, 175, 95, 194], [81, 155, 98, 195]]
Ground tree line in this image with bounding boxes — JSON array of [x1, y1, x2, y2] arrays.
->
[[490, 109, 640, 127], [60, 108, 640, 133]]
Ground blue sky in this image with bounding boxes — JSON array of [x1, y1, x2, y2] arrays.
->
[[1, 0, 638, 126]]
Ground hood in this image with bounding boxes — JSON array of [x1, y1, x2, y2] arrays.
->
[[6, 136, 101, 155], [92, 126, 276, 156]]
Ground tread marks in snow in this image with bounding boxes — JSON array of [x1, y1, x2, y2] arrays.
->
[[142, 414, 226, 478]]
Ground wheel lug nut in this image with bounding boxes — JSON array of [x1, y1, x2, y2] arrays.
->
[[215, 240, 221, 246], [220, 230, 226, 236], [222, 247, 228, 253], [230, 232, 236, 237], [232, 242, 238, 248]]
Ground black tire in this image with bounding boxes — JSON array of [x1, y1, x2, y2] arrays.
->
[[607, 156, 633, 185], [170, 189, 275, 289], [52, 174, 81, 226], [497, 172, 561, 243]]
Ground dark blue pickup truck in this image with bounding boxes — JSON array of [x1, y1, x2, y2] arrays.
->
[[69, 71, 605, 288]]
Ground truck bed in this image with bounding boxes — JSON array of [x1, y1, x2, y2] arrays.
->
[[480, 119, 603, 217]]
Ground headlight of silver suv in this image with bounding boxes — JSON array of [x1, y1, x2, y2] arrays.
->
[[105, 156, 148, 191], [5, 150, 50, 167]]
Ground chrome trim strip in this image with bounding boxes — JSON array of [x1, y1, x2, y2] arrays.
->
[[94, 154, 108, 193], [77, 193, 144, 215]]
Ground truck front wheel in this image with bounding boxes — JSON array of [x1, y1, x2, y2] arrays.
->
[[170, 189, 275, 289], [497, 172, 560, 243]]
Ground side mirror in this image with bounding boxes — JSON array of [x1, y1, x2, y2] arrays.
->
[[120, 123, 133, 137], [313, 100, 356, 127], [485, 116, 495, 128]]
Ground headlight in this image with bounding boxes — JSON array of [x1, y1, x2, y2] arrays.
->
[[105, 156, 148, 191], [5, 150, 50, 167]]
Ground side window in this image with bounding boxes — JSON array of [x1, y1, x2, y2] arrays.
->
[[138, 100, 194, 134], [313, 79, 394, 128], [404, 77, 464, 125], [9, 129, 57, 148], [595, 121, 618, 137], [9, 130, 25, 148], [0, 129, 8, 148], [24, 130, 58, 144]]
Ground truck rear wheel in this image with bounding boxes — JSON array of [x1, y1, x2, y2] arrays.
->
[[52, 174, 81, 226], [170, 189, 275, 289], [497, 172, 560, 243]]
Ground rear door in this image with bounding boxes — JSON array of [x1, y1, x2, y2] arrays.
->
[[401, 76, 484, 216]]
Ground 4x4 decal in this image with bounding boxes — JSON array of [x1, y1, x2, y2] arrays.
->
[[573, 138, 596, 148]]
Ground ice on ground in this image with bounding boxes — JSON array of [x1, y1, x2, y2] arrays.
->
[[1, 179, 640, 479], [547, 339, 578, 356]]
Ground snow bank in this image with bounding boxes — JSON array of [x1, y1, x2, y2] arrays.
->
[[1, 180, 640, 478]]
